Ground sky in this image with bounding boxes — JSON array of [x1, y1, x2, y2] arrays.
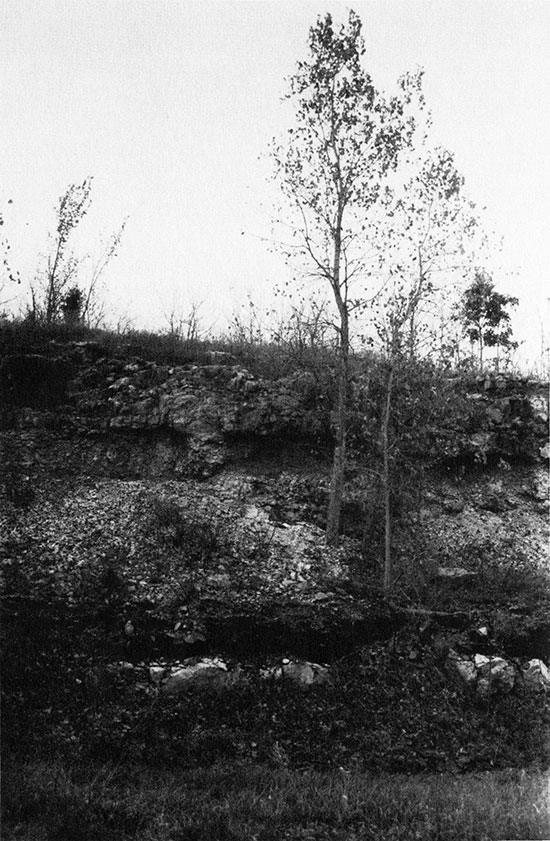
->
[[1, 0, 549, 369]]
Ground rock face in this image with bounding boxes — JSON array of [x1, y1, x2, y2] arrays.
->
[[3, 346, 547, 468]]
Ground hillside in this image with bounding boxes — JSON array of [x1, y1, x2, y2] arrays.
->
[[1, 332, 549, 783]]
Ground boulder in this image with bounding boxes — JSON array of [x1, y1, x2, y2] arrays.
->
[[521, 659, 550, 692], [446, 651, 515, 695], [446, 650, 477, 686], [263, 658, 330, 690], [474, 655, 515, 696], [160, 658, 239, 694]]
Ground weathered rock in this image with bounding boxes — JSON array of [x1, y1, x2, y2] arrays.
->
[[521, 659, 550, 692], [474, 654, 515, 696], [446, 650, 477, 686], [262, 659, 330, 690], [446, 651, 515, 695], [530, 395, 549, 425], [149, 665, 167, 684], [160, 658, 239, 694], [437, 567, 478, 582], [486, 405, 504, 424]]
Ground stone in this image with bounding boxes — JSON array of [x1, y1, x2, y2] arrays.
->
[[447, 651, 516, 695], [437, 567, 478, 582], [486, 405, 504, 424], [474, 655, 515, 696], [149, 665, 167, 684], [529, 395, 549, 425], [161, 658, 238, 694], [446, 650, 477, 686], [540, 442, 550, 460], [265, 659, 330, 690], [521, 659, 550, 692]]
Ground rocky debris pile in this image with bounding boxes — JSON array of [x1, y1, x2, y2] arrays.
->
[[446, 650, 550, 696], [109, 656, 331, 694], [107, 648, 550, 700]]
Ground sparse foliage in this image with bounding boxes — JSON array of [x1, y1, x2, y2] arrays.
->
[[1, 196, 19, 287], [31, 179, 93, 324], [28, 180, 125, 327], [373, 148, 480, 360], [164, 299, 205, 343]]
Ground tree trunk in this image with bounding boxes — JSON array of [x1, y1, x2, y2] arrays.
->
[[479, 331, 484, 370], [382, 362, 394, 591], [326, 211, 348, 547], [326, 316, 349, 545]]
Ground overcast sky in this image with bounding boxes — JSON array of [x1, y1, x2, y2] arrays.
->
[[1, 0, 549, 368]]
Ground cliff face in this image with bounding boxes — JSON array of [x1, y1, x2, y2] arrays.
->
[[1, 341, 549, 655], [2, 340, 550, 774], [1, 341, 548, 475]]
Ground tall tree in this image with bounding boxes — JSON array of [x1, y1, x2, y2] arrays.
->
[[272, 10, 423, 544], [460, 271, 518, 369]]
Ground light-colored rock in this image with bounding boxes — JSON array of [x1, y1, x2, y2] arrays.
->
[[530, 395, 549, 425], [161, 658, 236, 694], [486, 406, 504, 424], [263, 659, 330, 689], [474, 655, 515, 696], [521, 659, 550, 692], [149, 665, 167, 684], [447, 652, 515, 695], [437, 567, 478, 581], [446, 651, 477, 686]]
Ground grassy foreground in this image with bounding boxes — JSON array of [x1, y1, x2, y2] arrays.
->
[[3, 759, 549, 841]]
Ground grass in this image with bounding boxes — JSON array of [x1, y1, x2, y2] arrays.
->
[[3, 758, 550, 841]]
